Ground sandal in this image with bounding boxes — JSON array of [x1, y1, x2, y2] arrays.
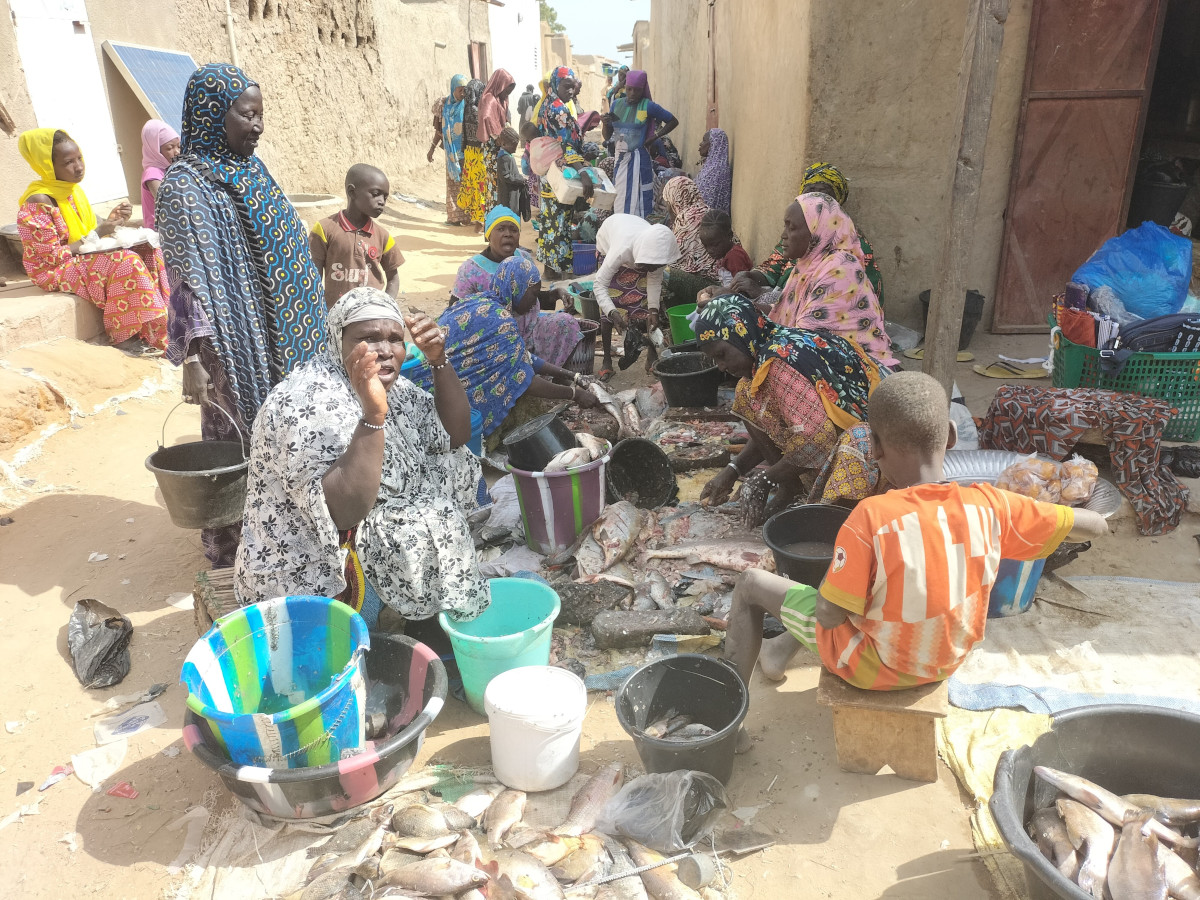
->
[[115, 338, 164, 358], [597, 366, 615, 382]]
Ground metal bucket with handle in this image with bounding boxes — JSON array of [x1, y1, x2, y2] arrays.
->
[[145, 402, 248, 529]]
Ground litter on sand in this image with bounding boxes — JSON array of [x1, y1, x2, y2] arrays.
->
[[94, 700, 167, 745], [71, 739, 127, 791]]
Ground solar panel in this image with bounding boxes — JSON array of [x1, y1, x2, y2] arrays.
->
[[102, 41, 198, 134]]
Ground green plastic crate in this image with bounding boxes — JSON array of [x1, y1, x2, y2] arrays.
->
[[1051, 329, 1200, 441]]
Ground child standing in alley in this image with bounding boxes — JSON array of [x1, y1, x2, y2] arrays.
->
[[310, 164, 404, 308], [724, 372, 1109, 747], [494, 127, 529, 220]]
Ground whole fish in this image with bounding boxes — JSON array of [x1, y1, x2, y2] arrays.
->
[[1154, 843, 1200, 900], [305, 853, 343, 885], [1035, 767, 1200, 850], [1028, 806, 1079, 880], [296, 871, 357, 900], [662, 723, 716, 741], [644, 542, 773, 573], [485, 849, 567, 900], [381, 857, 489, 895], [1123, 793, 1200, 826], [451, 829, 485, 866], [1108, 813, 1167, 900], [588, 383, 626, 437], [391, 803, 449, 838], [1057, 798, 1115, 900], [524, 833, 591, 867], [307, 817, 377, 857], [549, 835, 609, 884], [378, 847, 422, 877], [623, 838, 701, 900], [485, 789, 528, 848], [643, 711, 686, 739], [545, 447, 593, 473], [431, 801, 477, 831], [555, 765, 625, 836], [599, 838, 650, 900], [576, 433, 609, 461], [576, 503, 649, 577], [647, 572, 674, 610], [454, 784, 504, 819], [384, 831, 458, 853]]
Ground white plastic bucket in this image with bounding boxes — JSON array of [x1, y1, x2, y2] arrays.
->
[[484, 665, 586, 791]]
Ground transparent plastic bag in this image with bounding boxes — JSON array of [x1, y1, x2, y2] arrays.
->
[[1060, 454, 1098, 505], [995, 455, 1062, 503], [595, 770, 728, 853]]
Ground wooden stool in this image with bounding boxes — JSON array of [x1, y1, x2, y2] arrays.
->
[[816, 668, 949, 783]]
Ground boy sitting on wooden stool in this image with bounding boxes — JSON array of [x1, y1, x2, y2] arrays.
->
[[725, 372, 1108, 749]]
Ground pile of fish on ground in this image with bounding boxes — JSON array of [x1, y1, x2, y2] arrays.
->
[[1028, 765, 1200, 899], [276, 764, 728, 900]]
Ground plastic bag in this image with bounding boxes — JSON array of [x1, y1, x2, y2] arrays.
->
[[1072, 222, 1192, 320], [995, 455, 1062, 503], [595, 770, 728, 853], [1060, 455, 1098, 504], [67, 599, 133, 688]]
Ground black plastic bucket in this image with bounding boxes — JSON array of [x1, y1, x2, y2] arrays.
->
[[1127, 178, 1190, 228], [563, 319, 600, 377], [502, 412, 576, 472], [615, 654, 748, 785], [145, 403, 248, 529], [919, 289, 986, 352], [762, 505, 851, 585], [990, 705, 1200, 900], [606, 437, 678, 508], [651, 352, 722, 408]]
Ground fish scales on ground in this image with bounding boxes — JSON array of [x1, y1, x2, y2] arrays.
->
[[1035, 767, 1200, 849], [485, 789, 528, 848], [1057, 798, 1116, 900], [1107, 813, 1167, 900], [556, 764, 625, 836]]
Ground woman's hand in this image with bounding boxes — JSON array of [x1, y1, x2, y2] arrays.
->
[[762, 478, 800, 522], [573, 386, 600, 409], [729, 271, 765, 299], [405, 310, 447, 366], [427, 146, 437, 164], [182, 359, 213, 405], [606, 309, 628, 332], [580, 171, 595, 202], [696, 286, 718, 309], [739, 470, 775, 528], [345, 342, 388, 424], [108, 201, 132, 226], [700, 465, 738, 507]]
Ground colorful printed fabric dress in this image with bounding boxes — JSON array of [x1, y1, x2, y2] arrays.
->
[[17, 202, 169, 349], [536, 67, 587, 274]]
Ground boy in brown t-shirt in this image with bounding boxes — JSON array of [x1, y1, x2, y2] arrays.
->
[[310, 164, 404, 308]]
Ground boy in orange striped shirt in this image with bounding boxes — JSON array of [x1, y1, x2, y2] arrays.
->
[[726, 373, 1108, 745]]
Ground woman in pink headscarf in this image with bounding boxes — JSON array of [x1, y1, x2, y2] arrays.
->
[[476, 68, 517, 216], [771, 193, 896, 367], [139, 119, 180, 230]]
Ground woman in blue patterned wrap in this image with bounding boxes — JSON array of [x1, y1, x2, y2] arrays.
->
[[157, 64, 327, 568]]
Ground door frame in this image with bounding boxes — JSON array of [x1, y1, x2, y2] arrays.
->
[[992, 0, 1168, 333]]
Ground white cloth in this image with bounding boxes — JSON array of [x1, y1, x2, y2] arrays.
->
[[593, 213, 679, 315]]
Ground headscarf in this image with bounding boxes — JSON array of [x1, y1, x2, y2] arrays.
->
[[632, 224, 680, 267], [484, 205, 521, 240], [326, 286, 405, 366], [606, 66, 629, 104], [18, 128, 97, 242], [695, 128, 731, 215], [480, 254, 540, 309], [662, 176, 718, 278], [461, 79, 486, 146], [800, 162, 849, 205], [141, 119, 179, 171], [537, 68, 583, 158], [477, 68, 516, 143], [441, 74, 469, 180], [695, 295, 879, 430], [624, 70, 652, 100], [773, 193, 895, 366], [157, 63, 326, 428], [535, 67, 580, 122]]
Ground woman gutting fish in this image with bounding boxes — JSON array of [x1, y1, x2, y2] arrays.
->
[[694, 295, 884, 526]]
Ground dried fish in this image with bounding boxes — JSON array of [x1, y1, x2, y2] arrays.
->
[[485, 789, 528, 848], [383, 831, 458, 854], [431, 802, 477, 831], [1108, 813, 1167, 900], [1057, 798, 1115, 900]]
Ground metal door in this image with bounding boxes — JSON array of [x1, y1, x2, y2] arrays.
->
[[993, 0, 1166, 331]]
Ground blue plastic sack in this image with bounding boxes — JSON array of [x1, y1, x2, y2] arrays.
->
[[1072, 222, 1192, 320]]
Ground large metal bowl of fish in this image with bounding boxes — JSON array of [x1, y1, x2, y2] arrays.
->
[[990, 704, 1200, 900], [183, 633, 446, 819]]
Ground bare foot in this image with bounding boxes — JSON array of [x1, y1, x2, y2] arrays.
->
[[735, 725, 753, 754], [759, 633, 804, 681]]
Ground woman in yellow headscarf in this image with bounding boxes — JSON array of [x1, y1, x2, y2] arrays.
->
[[17, 128, 169, 354]]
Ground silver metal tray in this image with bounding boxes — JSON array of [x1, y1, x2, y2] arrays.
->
[[941, 449, 1123, 517]]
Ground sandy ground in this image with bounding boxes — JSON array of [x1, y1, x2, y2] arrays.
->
[[1, 192, 1197, 900]]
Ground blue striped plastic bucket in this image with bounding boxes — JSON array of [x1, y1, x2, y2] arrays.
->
[[988, 558, 1047, 618], [181, 596, 370, 768]]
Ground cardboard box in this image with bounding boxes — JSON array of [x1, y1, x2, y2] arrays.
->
[[547, 165, 616, 210]]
